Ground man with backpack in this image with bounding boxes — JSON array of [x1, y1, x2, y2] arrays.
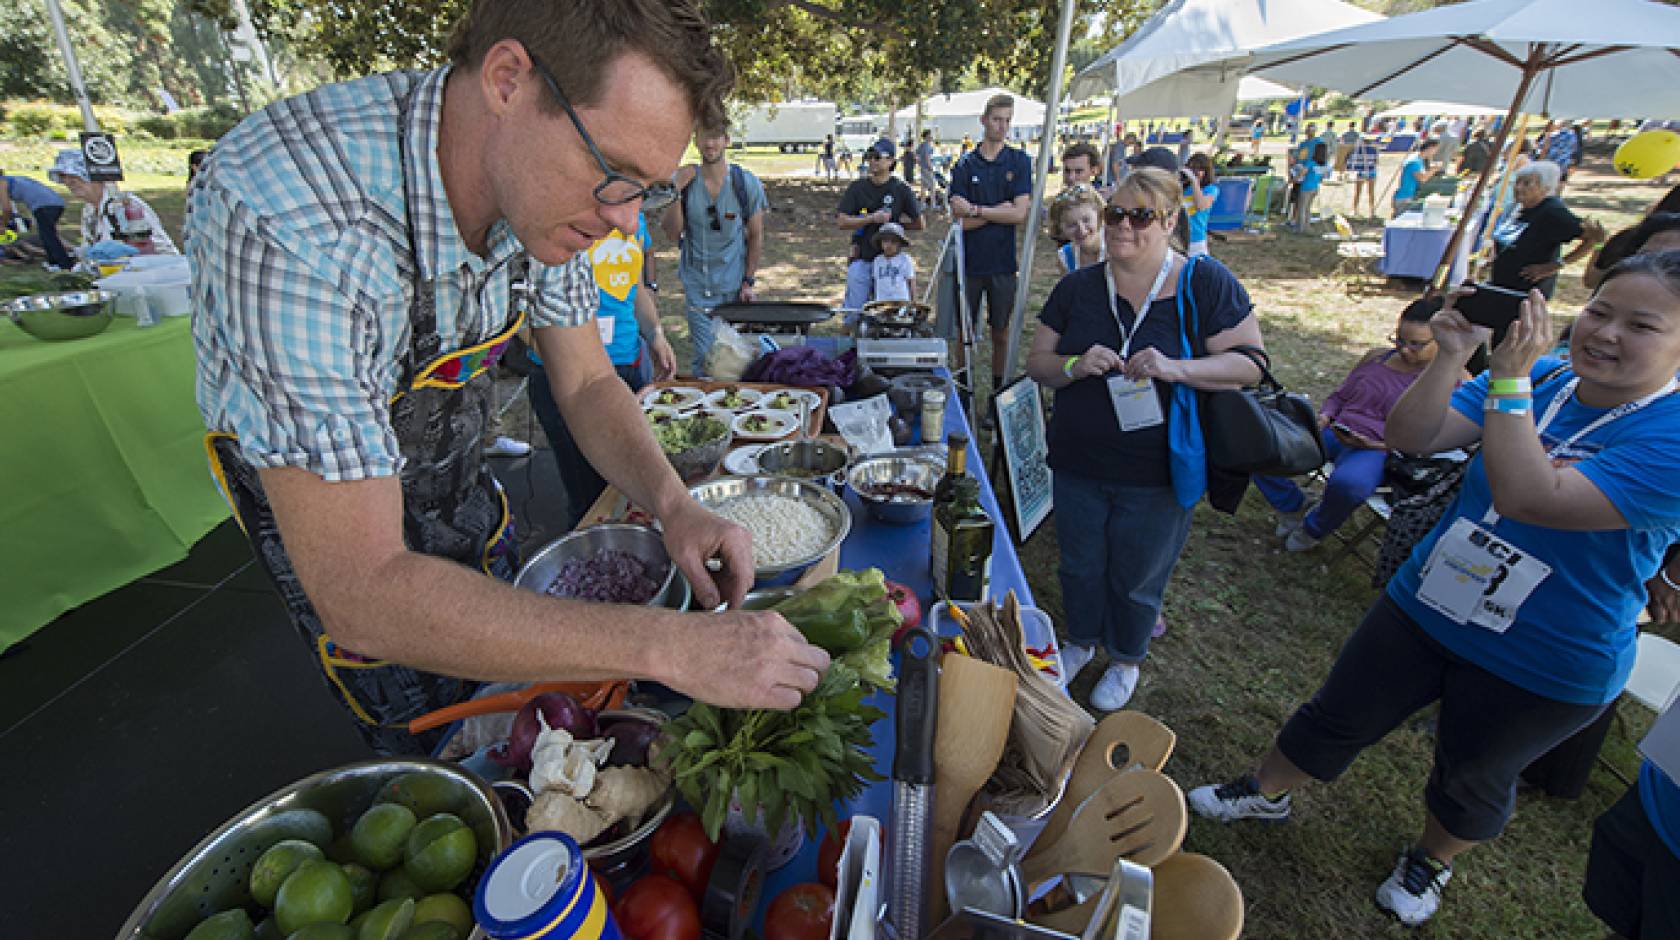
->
[[663, 123, 767, 375]]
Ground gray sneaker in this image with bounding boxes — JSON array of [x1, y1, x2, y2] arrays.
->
[[1375, 847, 1452, 927], [1188, 774, 1292, 823]]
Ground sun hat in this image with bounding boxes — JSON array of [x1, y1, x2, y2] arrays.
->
[[47, 149, 89, 182], [872, 221, 909, 247]]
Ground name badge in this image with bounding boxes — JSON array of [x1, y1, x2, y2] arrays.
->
[[1415, 518, 1551, 633], [1107, 374, 1163, 431], [596, 315, 615, 347]]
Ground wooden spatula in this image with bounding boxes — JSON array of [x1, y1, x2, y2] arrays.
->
[[1151, 852, 1245, 940], [1020, 768, 1188, 891], [928, 652, 1017, 926], [1028, 711, 1177, 858]]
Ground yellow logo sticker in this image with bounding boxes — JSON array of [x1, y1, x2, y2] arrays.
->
[[590, 229, 643, 302]]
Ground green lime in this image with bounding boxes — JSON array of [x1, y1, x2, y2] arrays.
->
[[341, 863, 378, 915], [354, 897, 415, 940], [403, 815, 476, 893], [351, 803, 417, 871], [285, 925, 354, 940], [411, 893, 471, 936], [377, 773, 464, 819], [377, 868, 425, 903], [273, 808, 336, 849], [396, 924, 460, 940], [274, 860, 355, 935], [251, 839, 326, 909], [184, 908, 255, 940]]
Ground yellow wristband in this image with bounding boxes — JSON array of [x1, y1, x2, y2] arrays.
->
[[1063, 356, 1079, 378]]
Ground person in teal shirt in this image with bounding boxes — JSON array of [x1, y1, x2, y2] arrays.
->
[[1292, 142, 1327, 232], [1180, 153, 1219, 256], [1392, 139, 1440, 216]]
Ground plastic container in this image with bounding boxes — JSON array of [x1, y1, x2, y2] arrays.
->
[[1421, 194, 1450, 227], [474, 832, 623, 939]]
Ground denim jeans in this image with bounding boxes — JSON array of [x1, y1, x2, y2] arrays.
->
[[528, 349, 651, 530], [1253, 428, 1387, 539], [685, 301, 721, 377], [1054, 471, 1194, 663]]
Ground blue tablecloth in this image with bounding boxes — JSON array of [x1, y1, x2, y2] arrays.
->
[[1381, 213, 1471, 283]]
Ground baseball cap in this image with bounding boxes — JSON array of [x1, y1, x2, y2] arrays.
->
[[872, 221, 909, 247], [47, 149, 89, 182], [1126, 146, 1179, 174], [868, 138, 896, 159]]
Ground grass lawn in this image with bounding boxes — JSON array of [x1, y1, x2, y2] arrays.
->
[[11, 137, 1678, 939]]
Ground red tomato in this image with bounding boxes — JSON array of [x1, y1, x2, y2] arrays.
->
[[765, 883, 835, 940], [815, 820, 852, 889], [649, 812, 721, 901], [614, 873, 700, 940]]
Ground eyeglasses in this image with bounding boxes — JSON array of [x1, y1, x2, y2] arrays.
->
[[527, 51, 677, 212], [1391, 334, 1435, 350], [1102, 205, 1162, 228]]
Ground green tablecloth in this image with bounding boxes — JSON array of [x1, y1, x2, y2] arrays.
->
[[1, 317, 229, 648]]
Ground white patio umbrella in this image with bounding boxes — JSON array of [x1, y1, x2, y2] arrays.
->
[[1249, 0, 1680, 286], [1374, 100, 1508, 119]]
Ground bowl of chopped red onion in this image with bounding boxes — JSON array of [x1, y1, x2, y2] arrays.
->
[[513, 524, 679, 607]]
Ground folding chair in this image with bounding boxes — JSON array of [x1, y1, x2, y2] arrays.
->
[[1324, 213, 1386, 288]]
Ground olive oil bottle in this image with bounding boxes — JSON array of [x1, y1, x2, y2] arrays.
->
[[932, 477, 993, 602]]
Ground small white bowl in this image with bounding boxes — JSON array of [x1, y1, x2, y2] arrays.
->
[[704, 386, 764, 412], [732, 409, 799, 441]]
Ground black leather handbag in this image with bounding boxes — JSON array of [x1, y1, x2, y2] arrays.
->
[[1201, 346, 1327, 477]]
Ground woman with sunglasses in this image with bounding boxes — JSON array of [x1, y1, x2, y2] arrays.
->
[[1254, 297, 1456, 551], [1027, 167, 1264, 711]]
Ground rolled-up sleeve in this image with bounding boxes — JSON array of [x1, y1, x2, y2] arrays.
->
[[529, 252, 599, 329], [191, 181, 403, 482]]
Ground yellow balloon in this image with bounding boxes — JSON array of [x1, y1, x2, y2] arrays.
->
[[1613, 130, 1680, 179]]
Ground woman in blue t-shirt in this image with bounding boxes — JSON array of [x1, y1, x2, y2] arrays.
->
[[1180, 153, 1219, 258], [1190, 251, 1680, 928], [1025, 167, 1264, 713]]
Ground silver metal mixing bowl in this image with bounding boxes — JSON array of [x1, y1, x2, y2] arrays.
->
[[688, 475, 851, 581], [513, 523, 679, 606], [4, 289, 116, 341], [118, 758, 512, 940], [848, 453, 944, 524]]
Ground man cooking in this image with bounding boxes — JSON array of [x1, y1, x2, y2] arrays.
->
[[188, 0, 829, 755]]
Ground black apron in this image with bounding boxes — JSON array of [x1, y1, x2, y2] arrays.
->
[[206, 84, 527, 755]]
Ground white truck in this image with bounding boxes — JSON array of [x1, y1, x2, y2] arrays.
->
[[738, 101, 838, 152]]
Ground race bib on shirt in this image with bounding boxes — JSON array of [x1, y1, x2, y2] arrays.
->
[[1416, 518, 1552, 633]]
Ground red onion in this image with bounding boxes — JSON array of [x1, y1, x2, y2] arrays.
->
[[600, 718, 661, 767], [495, 691, 596, 772]]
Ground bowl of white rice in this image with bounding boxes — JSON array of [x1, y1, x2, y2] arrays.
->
[[689, 476, 852, 583]]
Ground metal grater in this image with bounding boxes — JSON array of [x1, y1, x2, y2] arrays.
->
[[889, 627, 939, 940]]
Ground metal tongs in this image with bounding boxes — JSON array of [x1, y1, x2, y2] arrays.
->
[[1076, 856, 1154, 940]]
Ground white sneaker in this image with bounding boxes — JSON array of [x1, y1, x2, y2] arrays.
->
[[1061, 643, 1097, 685], [1187, 774, 1292, 823], [486, 435, 532, 457], [1088, 662, 1139, 712], [1375, 847, 1452, 927], [1274, 508, 1307, 537], [1284, 526, 1321, 552]]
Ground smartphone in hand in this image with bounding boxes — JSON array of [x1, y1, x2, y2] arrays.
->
[[1455, 282, 1528, 330]]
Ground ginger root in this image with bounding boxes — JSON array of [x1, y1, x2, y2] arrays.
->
[[527, 790, 612, 844]]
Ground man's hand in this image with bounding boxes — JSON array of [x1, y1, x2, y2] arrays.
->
[[659, 498, 754, 610], [662, 610, 831, 709], [1520, 261, 1562, 283], [949, 195, 974, 218], [738, 282, 756, 304], [1646, 568, 1680, 624]]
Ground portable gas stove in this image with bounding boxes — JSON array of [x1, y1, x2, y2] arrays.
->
[[854, 300, 937, 341], [713, 300, 835, 340]]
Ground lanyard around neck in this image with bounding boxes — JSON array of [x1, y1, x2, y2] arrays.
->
[[1105, 251, 1174, 359], [1480, 374, 1677, 525]]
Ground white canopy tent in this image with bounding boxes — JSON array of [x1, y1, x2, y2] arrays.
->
[[892, 88, 1047, 142], [1248, 0, 1680, 287], [1236, 75, 1299, 102], [1068, 0, 1381, 119], [1374, 100, 1507, 119]]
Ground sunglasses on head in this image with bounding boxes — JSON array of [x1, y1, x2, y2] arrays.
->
[[706, 205, 722, 232], [1102, 205, 1163, 227]]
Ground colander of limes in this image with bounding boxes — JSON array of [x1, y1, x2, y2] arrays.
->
[[119, 758, 512, 939]]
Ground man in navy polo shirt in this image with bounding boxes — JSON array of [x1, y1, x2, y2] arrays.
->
[[948, 93, 1033, 385]]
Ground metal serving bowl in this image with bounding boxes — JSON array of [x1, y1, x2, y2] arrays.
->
[[119, 759, 512, 940], [848, 453, 944, 525], [755, 439, 851, 490], [688, 475, 852, 582], [4, 289, 116, 341], [513, 523, 679, 607]]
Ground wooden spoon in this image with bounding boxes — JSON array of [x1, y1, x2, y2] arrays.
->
[[1151, 852, 1245, 940], [928, 652, 1017, 926], [1028, 711, 1177, 859]]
